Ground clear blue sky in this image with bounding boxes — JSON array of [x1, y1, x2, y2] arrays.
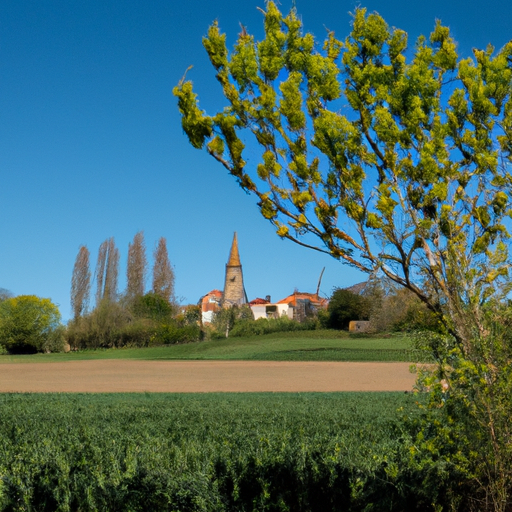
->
[[1, 0, 511, 321]]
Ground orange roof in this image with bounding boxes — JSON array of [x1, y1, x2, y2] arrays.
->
[[249, 297, 270, 305], [204, 289, 222, 297], [277, 291, 328, 308], [201, 289, 222, 312]]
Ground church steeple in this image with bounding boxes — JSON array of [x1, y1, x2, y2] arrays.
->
[[227, 232, 241, 267], [222, 232, 248, 307]]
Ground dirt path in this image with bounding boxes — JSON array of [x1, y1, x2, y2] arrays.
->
[[0, 360, 417, 392]]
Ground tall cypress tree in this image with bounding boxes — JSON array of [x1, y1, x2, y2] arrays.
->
[[126, 231, 147, 301], [70, 245, 91, 320], [152, 237, 175, 303]]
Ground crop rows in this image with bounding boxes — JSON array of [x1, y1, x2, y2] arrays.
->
[[0, 392, 466, 511]]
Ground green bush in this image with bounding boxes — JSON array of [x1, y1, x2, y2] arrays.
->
[[157, 324, 201, 344], [131, 292, 175, 321], [0, 295, 65, 354], [229, 316, 316, 337], [66, 300, 132, 349], [327, 289, 369, 330]]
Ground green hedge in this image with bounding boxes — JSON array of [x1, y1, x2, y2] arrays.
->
[[229, 316, 317, 337]]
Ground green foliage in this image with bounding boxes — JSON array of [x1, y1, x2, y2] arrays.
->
[[0, 392, 472, 511], [412, 318, 512, 509], [176, 7, 512, 507], [182, 305, 201, 325], [131, 292, 175, 321], [67, 304, 201, 349], [229, 315, 316, 337], [327, 288, 369, 330], [361, 278, 443, 333], [0, 295, 64, 354], [211, 305, 254, 338], [175, 1, 512, 338], [67, 299, 132, 349], [156, 323, 201, 344]]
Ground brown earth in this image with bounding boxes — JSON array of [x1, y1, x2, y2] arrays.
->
[[0, 360, 417, 392]]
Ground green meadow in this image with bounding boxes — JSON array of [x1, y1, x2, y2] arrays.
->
[[0, 330, 429, 363]]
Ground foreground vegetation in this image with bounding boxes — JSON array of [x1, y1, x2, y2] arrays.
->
[[0, 330, 428, 363], [0, 392, 470, 512]]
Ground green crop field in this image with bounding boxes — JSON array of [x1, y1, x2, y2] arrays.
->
[[0, 330, 430, 364], [0, 392, 459, 511]]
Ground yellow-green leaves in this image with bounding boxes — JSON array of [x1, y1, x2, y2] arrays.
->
[[258, 2, 286, 81], [376, 184, 398, 218], [429, 21, 457, 71], [257, 150, 281, 179], [203, 22, 228, 71], [176, 1, 512, 324], [229, 33, 259, 92], [350, 8, 389, 60], [173, 81, 212, 149], [279, 72, 305, 131], [0, 296, 64, 353], [312, 110, 359, 168]]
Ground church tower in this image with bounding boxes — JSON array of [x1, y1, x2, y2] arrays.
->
[[222, 232, 248, 307]]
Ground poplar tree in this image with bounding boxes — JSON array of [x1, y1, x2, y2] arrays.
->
[[71, 245, 91, 320], [152, 237, 175, 303], [103, 237, 119, 303], [126, 231, 147, 301], [95, 237, 119, 304], [95, 240, 108, 307], [175, 4, 512, 508]]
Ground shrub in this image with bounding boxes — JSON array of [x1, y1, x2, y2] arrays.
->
[[131, 292, 175, 321], [157, 324, 201, 344], [327, 289, 369, 330], [229, 316, 316, 337], [67, 300, 132, 349], [0, 295, 65, 353]]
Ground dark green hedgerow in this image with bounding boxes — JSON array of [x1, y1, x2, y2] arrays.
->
[[0, 393, 471, 511]]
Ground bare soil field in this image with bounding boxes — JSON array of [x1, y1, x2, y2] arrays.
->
[[0, 360, 416, 392]]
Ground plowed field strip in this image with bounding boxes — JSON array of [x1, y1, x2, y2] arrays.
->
[[0, 360, 416, 392]]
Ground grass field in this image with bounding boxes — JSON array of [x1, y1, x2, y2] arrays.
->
[[0, 330, 429, 363], [0, 392, 452, 511]]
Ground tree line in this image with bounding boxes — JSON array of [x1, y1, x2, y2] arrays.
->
[[67, 232, 201, 349], [71, 232, 174, 320]]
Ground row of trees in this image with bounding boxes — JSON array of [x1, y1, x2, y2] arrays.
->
[[71, 232, 175, 320], [67, 233, 201, 349]]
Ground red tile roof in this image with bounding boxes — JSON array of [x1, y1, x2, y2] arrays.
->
[[249, 297, 270, 305], [277, 292, 328, 308]]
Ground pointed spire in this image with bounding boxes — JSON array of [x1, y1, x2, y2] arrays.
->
[[227, 232, 241, 267]]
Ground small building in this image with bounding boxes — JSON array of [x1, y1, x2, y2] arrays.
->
[[349, 320, 371, 333], [249, 297, 294, 320], [200, 289, 222, 324], [277, 291, 328, 322]]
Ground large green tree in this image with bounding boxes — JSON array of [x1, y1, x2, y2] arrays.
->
[[175, 4, 512, 509], [175, 3, 512, 343], [0, 295, 64, 354]]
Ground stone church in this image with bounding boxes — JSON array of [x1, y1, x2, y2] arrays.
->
[[221, 232, 248, 308]]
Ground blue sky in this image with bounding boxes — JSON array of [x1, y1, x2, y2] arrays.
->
[[1, 0, 511, 321]]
